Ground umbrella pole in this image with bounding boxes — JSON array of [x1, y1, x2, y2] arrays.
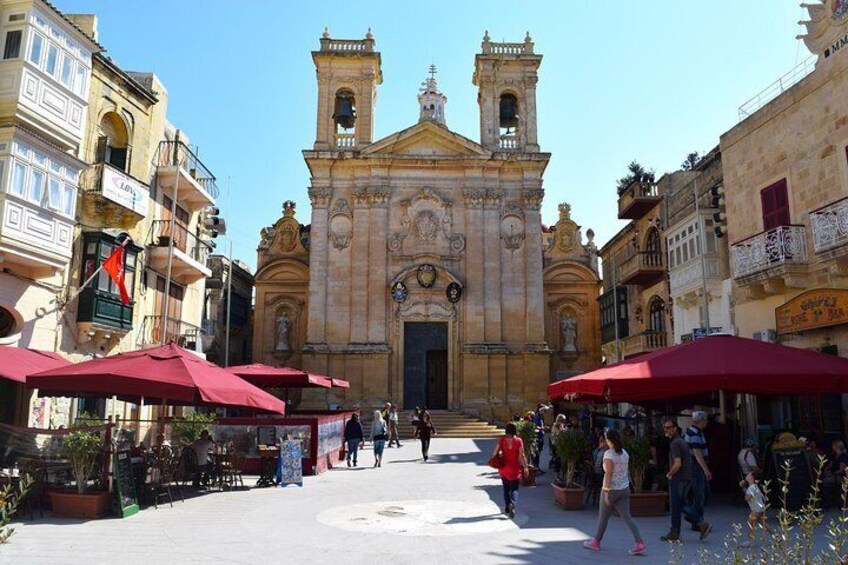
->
[[719, 390, 727, 424]]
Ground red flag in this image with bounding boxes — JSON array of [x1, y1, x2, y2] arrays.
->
[[102, 242, 131, 305]]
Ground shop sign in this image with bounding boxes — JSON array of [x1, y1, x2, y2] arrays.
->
[[101, 165, 149, 217], [775, 288, 848, 335]]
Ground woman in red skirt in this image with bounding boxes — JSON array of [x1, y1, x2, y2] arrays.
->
[[490, 422, 528, 519]]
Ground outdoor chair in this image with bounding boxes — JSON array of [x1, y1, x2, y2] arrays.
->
[[149, 453, 182, 508], [17, 458, 46, 519], [177, 447, 202, 489], [581, 460, 602, 506], [221, 452, 246, 490]]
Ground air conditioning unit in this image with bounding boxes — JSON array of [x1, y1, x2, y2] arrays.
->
[[752, 329, 777, 343]]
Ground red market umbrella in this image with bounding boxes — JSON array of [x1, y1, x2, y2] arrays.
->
[[0, 346, 69, 384], [329, 377, 350, 389], [27, 344, 285, 414], [548, 334, 848, 403], [226, 363, 331, 388]]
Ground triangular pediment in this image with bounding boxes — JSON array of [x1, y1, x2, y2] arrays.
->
[[361, 121, 490, 157]]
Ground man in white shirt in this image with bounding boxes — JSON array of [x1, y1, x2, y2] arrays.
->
[[190, 430, 215, 486], [737, 438, 760, 477]]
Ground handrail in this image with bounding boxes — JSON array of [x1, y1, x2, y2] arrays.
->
[[738, 55, 816, 121], [150, 220, 212, 264], [155, 140, 219, 198], [731, 224, 806, 247], [809, 194, 848, 215]]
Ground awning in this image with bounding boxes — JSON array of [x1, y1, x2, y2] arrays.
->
[[0, 346, 69, 384], [28, 344, 285, 414], [548, 334, 848, 403]]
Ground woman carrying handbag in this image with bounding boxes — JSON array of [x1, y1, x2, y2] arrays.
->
[[490, 422, 527, 519]]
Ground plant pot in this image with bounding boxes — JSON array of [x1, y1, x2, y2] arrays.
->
[[521, 466, 538, 487], [552, 481, 584, 510], [49, 490, 110, 519], [629, 490, 668, 517]]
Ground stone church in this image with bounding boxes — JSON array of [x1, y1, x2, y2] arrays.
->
[[253, 31, 601, 421]]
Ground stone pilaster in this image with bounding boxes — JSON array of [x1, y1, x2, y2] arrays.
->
[[368, 188, 391, 343], [306, 186, 330, 343], [350, 190, 371, 342]]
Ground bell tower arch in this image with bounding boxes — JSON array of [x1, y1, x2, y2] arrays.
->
[[312, 28, 383, 150], [473, 31, 542, 152]]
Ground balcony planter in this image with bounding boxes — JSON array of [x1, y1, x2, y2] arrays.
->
[[552, 481, 584, 510], [49, 490, 110, 518]]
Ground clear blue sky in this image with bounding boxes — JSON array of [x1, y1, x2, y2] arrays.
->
[[59, 0, 808, 272]]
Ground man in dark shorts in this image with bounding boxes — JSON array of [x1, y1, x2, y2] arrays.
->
[[661, 419, 691, 542]]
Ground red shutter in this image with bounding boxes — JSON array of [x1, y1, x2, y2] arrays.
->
[[761, 179, 790, 231]]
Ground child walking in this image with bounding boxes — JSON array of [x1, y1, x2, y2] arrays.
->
[[741, 472, 773, 539]]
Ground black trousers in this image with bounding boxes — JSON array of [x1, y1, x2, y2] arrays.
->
[[502, 477, 520, 509], [420, 437, 431, 459]]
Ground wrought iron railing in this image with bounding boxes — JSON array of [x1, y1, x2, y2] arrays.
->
[[731, 225, 808, 279], [155, 140, 219, 198], [810, 196, 848, 253], [150, 220, 212, 265], [139, 315, 203, 349]]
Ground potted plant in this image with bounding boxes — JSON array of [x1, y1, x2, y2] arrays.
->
[[49, 428, 109, 518], [516, 420, 538, 486], [551, 429, 587, 510], [171, 411, 215, 447], [623, 434, 667, 516]]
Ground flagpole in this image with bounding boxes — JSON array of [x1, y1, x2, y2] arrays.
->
[[62, 238, 131, 307], [224, 240, 233, 367]]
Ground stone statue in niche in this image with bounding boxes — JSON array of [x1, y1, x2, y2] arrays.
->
[[561, 315, 577, 353], [275, 312, 291, 352]]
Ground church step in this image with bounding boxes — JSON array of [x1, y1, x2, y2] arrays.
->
[[359, 410, 503, 439]]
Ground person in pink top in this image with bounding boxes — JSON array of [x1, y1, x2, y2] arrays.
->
[[490, 422, 528, 519]]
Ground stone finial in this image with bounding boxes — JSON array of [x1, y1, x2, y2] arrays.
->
[[586, 228, 595, 245], [365, 27, 373, 40], [558, 202, 572, 220], [483, 30, 491, 42], [322, 27, 330, 38], [283, 200, 296, 217], [524, 31, 532, 43]]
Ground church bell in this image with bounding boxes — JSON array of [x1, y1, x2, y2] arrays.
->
[[333, 96, 356, 130], [499, 95, 519, 132]]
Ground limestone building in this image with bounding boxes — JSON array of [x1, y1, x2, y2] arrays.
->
[[204, 255, 254, 368], [254, 32, 601, 420], [599, 175, 669, 362], [720, 0, 848, 436]]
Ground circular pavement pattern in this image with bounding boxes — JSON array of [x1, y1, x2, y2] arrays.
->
[[317, 499, 527, 536]]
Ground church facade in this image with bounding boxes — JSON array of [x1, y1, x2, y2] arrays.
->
[[253, 32, 600, 421]]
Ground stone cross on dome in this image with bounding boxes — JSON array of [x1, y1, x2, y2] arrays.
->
[[418, 64, 447, 125]]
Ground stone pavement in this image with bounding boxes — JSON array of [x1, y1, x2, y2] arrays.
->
[[0, 439, 831, 564]]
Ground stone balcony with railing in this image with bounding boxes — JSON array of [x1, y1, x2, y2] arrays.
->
[[618, 251, 665, 287], [498, 134, 519, 150], [731, 225, 809, 291], [810, 196, 848, 257], [334, 132, 356, 148], [618, 180, 661, 220], [621, 331, 667, 358]]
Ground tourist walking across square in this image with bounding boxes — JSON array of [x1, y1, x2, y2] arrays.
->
[[387, 403, 402, 448], [491, 422, 528, 519], [343, 412, 365, 467], [583, 429, 647, 556], [684, 411, 713, 540], [371, 410, 388, 468], [416, 412, 437, 461], [660, 419, 691, 542]]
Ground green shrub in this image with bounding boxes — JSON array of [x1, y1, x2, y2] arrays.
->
[[61, 430, 102, 494], [171, 411, 215, 447], [623, 435, 651, 492], [554, 429, 587, 488], [0, 474, 32, 544], [516, 420, 538, 465]]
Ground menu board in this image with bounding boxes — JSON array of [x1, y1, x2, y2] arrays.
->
[[257, 426, 277, 446], [113, 450, 138, 518], [772, 448, 813, 511]]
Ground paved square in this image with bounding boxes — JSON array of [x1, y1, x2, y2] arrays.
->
[[0, 439, 828, 564]]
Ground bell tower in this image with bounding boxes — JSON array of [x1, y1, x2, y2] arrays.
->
[[473, 31, 542, 152], [312, 28, 383, 150]]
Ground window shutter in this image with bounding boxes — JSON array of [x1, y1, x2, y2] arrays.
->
[[761, 179, 790, 231], [3, 31, 22, 60], [95, 136, 109, 164]]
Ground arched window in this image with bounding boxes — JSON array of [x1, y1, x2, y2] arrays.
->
[[498, 93, 519, 134], [645, 227, 662, 267], [97, 112, 130, 171], [648, 296, 665, 334]]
